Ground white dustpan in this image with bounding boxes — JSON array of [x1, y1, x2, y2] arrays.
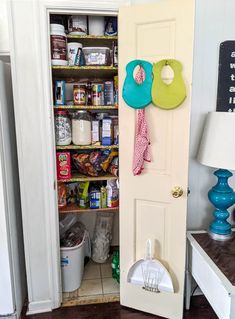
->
[[127, 239, 174, 293]]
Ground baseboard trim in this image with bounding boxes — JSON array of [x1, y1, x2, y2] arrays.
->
[[27, 300, 52, 315]]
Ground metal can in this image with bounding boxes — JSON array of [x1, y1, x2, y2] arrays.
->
[[92, 84, 104, 106], [90, 189, 101, 209], [73, 85, 86, 105]]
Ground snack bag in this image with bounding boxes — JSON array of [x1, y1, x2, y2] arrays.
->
[[78, 182, 90, 208], [58, 183, 67, 208]]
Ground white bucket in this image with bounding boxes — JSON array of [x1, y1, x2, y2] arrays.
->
[[67, 42, 83, 66], [88, 16, 104, 36], [60, 234, 86, 292], [68, 16, 87, 35]]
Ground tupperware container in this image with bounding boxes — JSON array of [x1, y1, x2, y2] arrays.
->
[[83, 47, 111, 66]]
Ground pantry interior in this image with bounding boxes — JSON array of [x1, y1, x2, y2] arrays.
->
[[50, 13, 120, 306]]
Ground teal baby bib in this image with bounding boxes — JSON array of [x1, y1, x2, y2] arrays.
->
[[152, 59, 186, 110], [122, 60, 153, 109]]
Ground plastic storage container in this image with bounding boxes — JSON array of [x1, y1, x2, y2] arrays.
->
[[50, 24, 67, 66], [67, 42, 83, 66], [54, 110, 72, 146], [60, 231, 88, 292], [72, 110, 92, 145], [60, 217, 91, 292], [88, 16, 104, 36], [68, 15, 87, 35], [83, 47, 110, 66]]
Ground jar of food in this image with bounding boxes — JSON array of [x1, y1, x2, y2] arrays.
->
[[92, 84, 104, 106], [50, 24, 67, 66], [74, 85, 86, 105], [72, 110, 92, 145], [54, 110, 72, 145]]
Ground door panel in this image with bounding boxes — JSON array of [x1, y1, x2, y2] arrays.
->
[[119, 1, 195, 318]]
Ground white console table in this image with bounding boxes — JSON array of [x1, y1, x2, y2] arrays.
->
[[186, 230, 235, 319]]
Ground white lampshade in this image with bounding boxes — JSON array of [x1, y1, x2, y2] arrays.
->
[[197, 112, 235, 170]]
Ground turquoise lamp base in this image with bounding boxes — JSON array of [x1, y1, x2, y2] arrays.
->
[[208, 169, 235, 241]]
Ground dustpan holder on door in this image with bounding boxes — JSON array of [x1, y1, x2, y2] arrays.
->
[[127, 239, 174, 293]]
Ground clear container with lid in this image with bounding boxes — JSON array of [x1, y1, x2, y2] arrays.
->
[[55, 110, 72, 146], [72, 110, 92, 145]]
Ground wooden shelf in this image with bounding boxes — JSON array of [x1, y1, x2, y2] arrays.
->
[[66, 35, 117, 48], [67, 35, 118, 40], [52, 65, 118, 79], [54, 105, 118, 110], [59, 204, 119, 214], [58, 173, 118, 183], [56, 144, 118, 150]]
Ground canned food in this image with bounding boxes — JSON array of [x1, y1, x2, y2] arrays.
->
[[92, 84, 104, 106], [73, 85, 86, 105]]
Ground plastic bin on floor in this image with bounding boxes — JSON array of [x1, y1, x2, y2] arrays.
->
[[60, 232, 86, 292]]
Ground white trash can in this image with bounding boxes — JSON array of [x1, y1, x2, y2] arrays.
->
[[60, 233, 86, 292]]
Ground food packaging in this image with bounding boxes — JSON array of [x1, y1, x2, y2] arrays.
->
[[68, 15, 87, 35], [50, 24, 67, 66], [78, 182, 89, 208], [92, 120, 100, 144], [67, 42, 82, 66], [58, 183, 67, 208], [102, 118, 113, 146], [90, 188, 101, 209], [88, 16, 104, 36], [66, 183, 79, 205], [104, 81, 114, 105], [56, 152, 71, 180], [107, 180, 119, 208], [104, 17, 118, 36], [83, 47, 110, 66], [92, 212, 114, 263], [54, 80, 66, 105], [92, 84, 104, 106]]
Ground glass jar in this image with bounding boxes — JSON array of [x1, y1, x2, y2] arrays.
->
[[73, 85, 86, 106], [54, 110, 71, 146], [72, 110, 92, 145]]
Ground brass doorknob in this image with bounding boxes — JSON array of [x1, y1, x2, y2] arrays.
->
[[171, 186, 183, 198]]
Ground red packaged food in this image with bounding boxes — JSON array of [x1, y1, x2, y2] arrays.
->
[[56, 152, 71, 180], [58, 183, 67, 208]]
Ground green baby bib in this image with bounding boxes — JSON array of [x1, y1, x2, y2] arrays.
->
[[152, 59, 186, 110]]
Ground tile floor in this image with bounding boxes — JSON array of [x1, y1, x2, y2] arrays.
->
[[62, 258, 120, 307]]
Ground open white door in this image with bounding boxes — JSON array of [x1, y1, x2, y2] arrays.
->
[[119, 1, 195, 318]]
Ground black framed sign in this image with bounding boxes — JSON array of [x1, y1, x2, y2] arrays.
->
[[216, 40, 235, 112]]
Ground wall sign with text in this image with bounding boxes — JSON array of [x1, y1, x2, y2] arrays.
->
[[216, 41, 235, 112]]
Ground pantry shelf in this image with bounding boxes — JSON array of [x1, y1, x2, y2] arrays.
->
[[67, 35, 118, 40], [67, 35, 117, 47], [58, 174, 118, 183], [54, 105, 118, 110], [52, 65, 118, 79], [59, 204, 119, 214], [56, 144, 118, 150]]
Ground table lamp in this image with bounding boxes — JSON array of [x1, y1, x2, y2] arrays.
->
[[197, 112, 235, 240]]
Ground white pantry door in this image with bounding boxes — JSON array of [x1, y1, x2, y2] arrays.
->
[[119, 1, 195, 318]]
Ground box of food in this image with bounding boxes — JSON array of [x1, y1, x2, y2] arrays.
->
[[56, 152, 71, 180], [92, 120, 100, 144], [102, 118, 113, 146]]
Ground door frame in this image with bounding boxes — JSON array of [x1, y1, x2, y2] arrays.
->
[[8, 0, 128, 314]]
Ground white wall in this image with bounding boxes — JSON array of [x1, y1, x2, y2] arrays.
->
[[187, 0, 235, 230], [0, 0, 10, 55]]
